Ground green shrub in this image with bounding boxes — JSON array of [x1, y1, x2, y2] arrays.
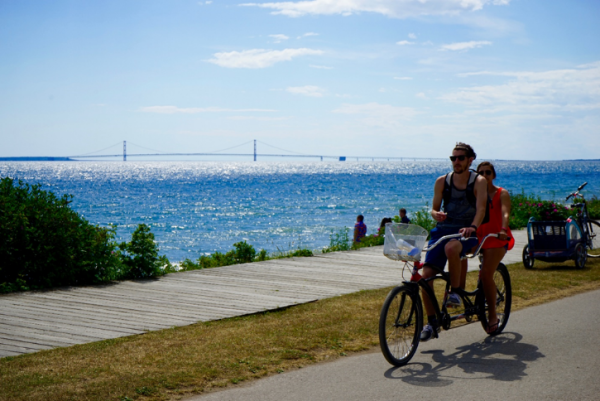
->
[[510, 192, 572, 229], [118, 224, 172, 279], [0, 177, 121, 292], [322, 228, 350, 253], [587, 196, 600, 219], [179, 241, 313, 271], [351, 234, 384, 249]]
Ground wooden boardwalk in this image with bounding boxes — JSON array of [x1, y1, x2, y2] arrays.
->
[[0, 247, 410, 358], [0, 231, 528, 359]]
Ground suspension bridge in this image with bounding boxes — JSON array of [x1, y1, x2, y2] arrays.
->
[[0, 140, 445, 162]]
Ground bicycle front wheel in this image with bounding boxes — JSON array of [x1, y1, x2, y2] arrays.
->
[[379, 285, 422, 367], [586, 220, 600, 258], [477, 263, 512, 336]]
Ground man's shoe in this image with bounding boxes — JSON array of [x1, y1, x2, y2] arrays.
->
[[420, 324, 439, 342], [446, 292, 462, 308]]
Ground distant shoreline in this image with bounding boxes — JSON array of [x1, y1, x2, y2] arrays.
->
[[1, 157, 600, 162]]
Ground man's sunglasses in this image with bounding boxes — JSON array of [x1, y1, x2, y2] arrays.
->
[[478, 170, 493, 176], [449, 155, 467, 162]]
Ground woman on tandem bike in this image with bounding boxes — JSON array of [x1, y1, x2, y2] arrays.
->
[[475, 161, 514, 334]]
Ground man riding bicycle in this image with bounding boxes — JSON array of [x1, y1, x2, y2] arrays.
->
[[420, 142, 488, 341]]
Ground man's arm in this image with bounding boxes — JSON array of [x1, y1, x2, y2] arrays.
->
[[459, 175, 487, 237], [353, 226, 359, 243], [471, 175, 488, 227], [431, 176, 447, 222]]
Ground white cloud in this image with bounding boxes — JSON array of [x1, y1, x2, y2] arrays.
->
[[396, 40, 414, 46], [408, 33, 417, 39], [208, 48, 324, 68], [228, 116, 290, 121], [416, 92, 429, 99], [439, 62, 600, 113], [269, 34, 290, 43], [139, 106, 276, 114], [332, 102, 418, 127], [440, 40, 492, 51], [394, 77, 413, 80], [310, 64, 333, 69], [287, 85, 326, 97], [241, 0, 510, 19], [298, 32, 319, 39]]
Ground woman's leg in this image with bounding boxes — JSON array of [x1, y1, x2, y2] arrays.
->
[[481, 247, 506, 331]]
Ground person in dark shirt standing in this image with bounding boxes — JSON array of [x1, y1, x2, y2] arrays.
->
[[399, 208, 410, 224], [354, 215, 367, 244]]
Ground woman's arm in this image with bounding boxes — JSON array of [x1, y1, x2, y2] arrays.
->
[[499, 188, 512, 239]]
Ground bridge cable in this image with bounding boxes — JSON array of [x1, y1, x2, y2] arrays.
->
[[70, 142, 123, 157], [256, 140, 306, 156]]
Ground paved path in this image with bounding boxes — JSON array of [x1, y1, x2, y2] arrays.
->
[[191, 289, 600, 401], [0, 230, 528, 358]]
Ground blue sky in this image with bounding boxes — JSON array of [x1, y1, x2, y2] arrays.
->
[[1, 0, 599, 160]]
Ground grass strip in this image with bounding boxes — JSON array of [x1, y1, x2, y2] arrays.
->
[[1, 256, 600, 401]]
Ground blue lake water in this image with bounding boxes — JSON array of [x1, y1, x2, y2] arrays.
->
[[2, 161, 599, 262]]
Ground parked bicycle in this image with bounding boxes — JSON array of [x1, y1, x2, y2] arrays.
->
[[522, 182, 600, 269], [379, 225, 511, 367]]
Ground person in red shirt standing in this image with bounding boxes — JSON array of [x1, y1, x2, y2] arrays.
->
[[476, 161, 514, 334]]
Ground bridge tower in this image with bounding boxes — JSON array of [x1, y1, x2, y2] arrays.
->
[[254, 139, 256, 161], [123, 141, 126, 161]]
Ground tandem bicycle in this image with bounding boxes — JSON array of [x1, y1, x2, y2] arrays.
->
[[379, 223, 512, 367]]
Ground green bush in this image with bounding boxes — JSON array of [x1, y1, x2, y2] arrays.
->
[[180, 241, 313, 271], [587, 196, 600, 219], [351, 234, 384, 249], [0, 177, 121, 292], [510, 192, 572, 229], [322, 228, 350, 253], [119, 224, 172, 279]]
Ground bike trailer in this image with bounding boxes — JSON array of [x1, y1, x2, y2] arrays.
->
[[525, 217, 582, 262]]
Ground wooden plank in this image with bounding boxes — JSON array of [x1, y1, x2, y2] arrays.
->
[[0, 337, 56, 351], [0, 316, 142, 338], [0, 307, 146, 335], [1, 303, 172, 331], [5, 296, 191, 326]]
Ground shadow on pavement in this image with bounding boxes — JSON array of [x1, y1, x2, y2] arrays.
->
[[384, 332, 544, 387]]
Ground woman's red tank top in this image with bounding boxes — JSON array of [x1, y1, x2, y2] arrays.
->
[[477, 187, 515, 250]]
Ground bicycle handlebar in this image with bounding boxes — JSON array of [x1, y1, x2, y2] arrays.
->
[[422, 232, 510, 259], [566, 182, 588, 201]]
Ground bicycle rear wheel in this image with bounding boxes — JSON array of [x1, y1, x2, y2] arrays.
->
[[586, 220, 600, 258], [379, 285, 422, 367], [477, 263, 512, 336]]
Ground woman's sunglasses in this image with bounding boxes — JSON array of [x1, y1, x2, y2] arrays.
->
[[478, 170, 493, 176], [449, 155, 467, 162]]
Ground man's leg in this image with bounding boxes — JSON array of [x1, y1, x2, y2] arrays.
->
[[444, 240, 463, 289], [459, 259, 468, 289]]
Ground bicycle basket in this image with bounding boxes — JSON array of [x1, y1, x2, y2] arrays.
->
[[383, 223, 429, 262]]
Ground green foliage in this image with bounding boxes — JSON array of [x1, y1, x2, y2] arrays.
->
[[410, 205, 436, 234], [510, 192, 572, 228], [351, 234, 384, 250], [180, 241, 313, 271], [0, 177, 121, 292], [587, 196, 600, 219], [118, 224, 172, 279], [256, 249, 269, 262], [0, 177, 171, 293], [322, 227, 350, 253]]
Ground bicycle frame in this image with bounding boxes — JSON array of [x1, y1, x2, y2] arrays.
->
[[567, 182, 594, 249], [403, 233, 502, 331]]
